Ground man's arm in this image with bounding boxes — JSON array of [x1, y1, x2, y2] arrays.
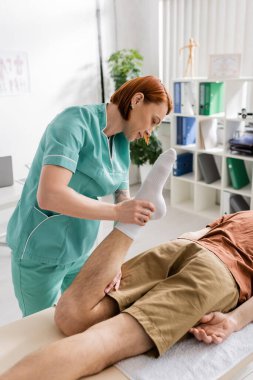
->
[[190, 297, 253, 344]]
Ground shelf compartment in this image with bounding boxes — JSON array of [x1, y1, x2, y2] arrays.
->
[[197, 116, 225, 151], [195, 184, 221, 219], [170, 177, 195, 213], [225, 80, 253, 119], [222, 190, 251, 215]]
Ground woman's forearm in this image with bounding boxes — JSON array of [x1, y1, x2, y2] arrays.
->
[[37, 165, 117, 220], [228, 297, 253, 332], [37, 166, 151, 224], [38, 186, 116, 221]]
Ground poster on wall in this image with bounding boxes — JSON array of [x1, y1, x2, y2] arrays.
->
[[0, 51, 30, 96], [209, 54, 241, 79]]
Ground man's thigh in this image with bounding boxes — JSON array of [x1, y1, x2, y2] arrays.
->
[[110, 239, 191, 310], [111, 245, 239, 356]]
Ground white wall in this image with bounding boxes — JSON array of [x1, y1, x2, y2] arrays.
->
[[114, 0, 160, 77], [0, 0, 116, 179], [0, 0, 160, 181]]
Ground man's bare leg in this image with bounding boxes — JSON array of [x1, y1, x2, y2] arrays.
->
[[55, 229, 133, 335], [1, 313, 154, 380], [55, 149, 176, 336]]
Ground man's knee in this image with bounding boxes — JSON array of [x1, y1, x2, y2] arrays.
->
[[54, 294, 118, 336], [54, 295, 93, 336]]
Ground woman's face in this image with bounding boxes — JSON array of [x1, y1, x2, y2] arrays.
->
[[124, 94, 168, 142]]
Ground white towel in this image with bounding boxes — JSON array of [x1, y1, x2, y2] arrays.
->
[[116, 323, 253, 380]]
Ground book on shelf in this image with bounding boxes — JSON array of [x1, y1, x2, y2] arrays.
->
[[222, 191, 231, 214], [199, 82, 224, 115], [173, 82, 196, 115], [199, 118, 218, 149], [176, 116, 196, 145], [226, 157, 250, 189], [198, 153, 221, 184], [230, 194, 250, 213], [173, 152, 193, 176]]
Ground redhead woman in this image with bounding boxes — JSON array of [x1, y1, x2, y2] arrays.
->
[[7, 75, 172, 316]]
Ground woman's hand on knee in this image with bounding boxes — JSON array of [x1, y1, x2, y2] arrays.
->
[[104, 271, 122, 294]]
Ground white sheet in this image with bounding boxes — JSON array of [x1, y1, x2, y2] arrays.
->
[[116, 323, 253, 380]]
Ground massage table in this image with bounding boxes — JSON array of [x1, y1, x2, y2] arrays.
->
[[0, 308, 252, 379]]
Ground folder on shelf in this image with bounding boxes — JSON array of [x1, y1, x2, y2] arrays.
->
[[199, 118, 218, 149], [229, 194, 250, 213], [198, 153, 221, 184], [174, 82, 181, 113], [173, 152, 193, 176], [226, 157, 250, 189], [176, 116, 182, 144], [199, 83, 205, 115], [176, 116, 196, 145], [199, 82, 224, 115], [181, 82, 196, 115]]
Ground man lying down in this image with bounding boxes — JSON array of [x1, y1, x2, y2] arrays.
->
[[1, 149, 253, 380]]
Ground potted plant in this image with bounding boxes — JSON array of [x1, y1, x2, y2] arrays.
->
[[130, 131, 163, 182], [108, 49, 143, 90], [108, 48, 163, 182]]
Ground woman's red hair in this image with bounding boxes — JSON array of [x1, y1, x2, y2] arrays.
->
[[110, 75, 173, 120]]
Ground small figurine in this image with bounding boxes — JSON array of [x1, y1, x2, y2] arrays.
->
[[179, 37, 199, 77]]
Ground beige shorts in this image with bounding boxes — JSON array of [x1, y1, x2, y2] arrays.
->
[[109, 239, 239, 356]]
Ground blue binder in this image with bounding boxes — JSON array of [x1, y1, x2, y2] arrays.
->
[[176, 117, 196, 145], [173, 152, 193, 176], [174, 82, 181, 113]]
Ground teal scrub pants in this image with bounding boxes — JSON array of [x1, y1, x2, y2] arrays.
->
[[11, 254, 87, 317]]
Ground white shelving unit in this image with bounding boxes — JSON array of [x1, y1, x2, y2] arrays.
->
[[170, 77, 253, 220]]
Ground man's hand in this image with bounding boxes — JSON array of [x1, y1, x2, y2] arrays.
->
[[189, 312, 237, 344], [104, 271, 122, 294]]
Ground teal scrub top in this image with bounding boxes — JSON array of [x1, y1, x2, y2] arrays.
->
[[7, 104, 130, 264]]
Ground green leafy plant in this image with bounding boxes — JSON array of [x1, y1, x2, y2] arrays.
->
[[130, 132, 163, 166], [108, 48, 163, 166], [108, 49, 143, 90]]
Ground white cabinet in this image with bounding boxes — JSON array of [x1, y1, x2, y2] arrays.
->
[[170, 77, 253, 220]]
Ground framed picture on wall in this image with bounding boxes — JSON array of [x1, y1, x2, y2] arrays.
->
[[209, 54, 241, 79], [0, 51, 30, 96]]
